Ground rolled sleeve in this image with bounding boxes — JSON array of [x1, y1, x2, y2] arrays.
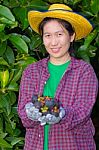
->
[[18, 68, 39, 128], [61, 64, 98, 130]]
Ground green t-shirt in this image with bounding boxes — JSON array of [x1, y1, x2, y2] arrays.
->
[[43, 60, 70, 150]]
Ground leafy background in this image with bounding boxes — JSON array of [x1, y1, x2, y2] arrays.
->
[[0, 0, 99, 149]]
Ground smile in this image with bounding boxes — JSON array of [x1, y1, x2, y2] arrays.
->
[[51, 48, 61, 52]]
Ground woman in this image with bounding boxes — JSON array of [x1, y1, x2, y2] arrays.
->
[[18, 4, 98, 150]]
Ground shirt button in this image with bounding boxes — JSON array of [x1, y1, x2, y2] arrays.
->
[[39, 134, 41, 138]]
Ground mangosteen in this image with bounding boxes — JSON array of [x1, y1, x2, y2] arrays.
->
[[54, 101, 60, 108], [32, 95, 38, 103], [51, 112, 59, 117], [34, 101, 41, 109], [51, 105, 59, 117], [45, 99, 54, 108]]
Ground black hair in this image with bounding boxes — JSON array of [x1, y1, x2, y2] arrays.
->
[[39, 17, 75, 37]]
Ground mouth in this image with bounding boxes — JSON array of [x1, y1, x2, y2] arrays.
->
[[51, 48, 61, 53]]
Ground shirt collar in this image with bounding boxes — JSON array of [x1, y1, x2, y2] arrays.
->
[[40, 56, 81, 71]]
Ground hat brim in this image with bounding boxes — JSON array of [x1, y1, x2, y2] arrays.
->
[[28, 10, 93, 40]]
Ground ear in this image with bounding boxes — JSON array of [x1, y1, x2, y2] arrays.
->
[[70, 33, 75, 42]]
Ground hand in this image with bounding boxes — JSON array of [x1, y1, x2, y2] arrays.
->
[[46, 107, 66, 125], [38, 116, 46, 126], [25, 102, 42, 121], [46, 114, 61, 124], [59, 106, 65, 118]]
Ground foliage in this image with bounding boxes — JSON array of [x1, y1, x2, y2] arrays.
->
[[0, 0, 99, 149]]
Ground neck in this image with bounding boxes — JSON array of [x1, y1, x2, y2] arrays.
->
[[49, 54, 71, 65]]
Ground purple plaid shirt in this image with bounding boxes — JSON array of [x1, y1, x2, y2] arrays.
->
[[18, 57, 98, 150]]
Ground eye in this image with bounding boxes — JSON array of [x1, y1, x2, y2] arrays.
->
[[44, 34, 51, 38], [57, 33, 63, 36]]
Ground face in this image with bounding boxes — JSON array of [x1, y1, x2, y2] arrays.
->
[[43, 20, 75, 65]]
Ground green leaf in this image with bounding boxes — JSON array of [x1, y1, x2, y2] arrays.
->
[[0, 69, 9, 88], [11, 67, 22, 83], [0, 57, 9, 67], [0, 41, 6, 56], [24, 56, 37, 63], [0, 132, 8, 139], [95, 33, 99, 46], [91, 0, 99, 14], [17, 56, 37, 69], [0, 5, 15, 21], [13, 7, 29, 30], [22, 35, 30, 43], [0, 93, 11, 115], [6, 136, 24, 147], [0, 114, 3, 131], [82, 0, 91, 9], [77, 50, 90, 63], [30, 35, 42, 49], [82, 11, 94, 17], [0, 17, 17, 27], [5, 121, 13, 135], [0, 24, 5, 32], [45, 0, 63, 3], [7, 82, 19, 91], [5, 46, 15, 64], [11, 137, 24, 146], [0, 109, 3, 113], [13, 128, 21, 137], [3, 0, 19, 8], [77, 45, 87, 52], [9, 69, 15, 83], [12, 107, 18, 115], [9, 33, 28, 54], [84, 30, 97, 48], [73, 0, 82, 4], [0, 32, 9, 42], [0, 138, 12, 148], [8, 92, 16, 106], [5, 117, 16, 134], [87, 45, 97, 57], [27, 0, 48, 11]]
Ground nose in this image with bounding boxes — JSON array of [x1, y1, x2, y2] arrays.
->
[[51, 36, 58, 46]]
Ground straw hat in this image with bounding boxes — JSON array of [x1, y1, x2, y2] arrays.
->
[[28, 4, 93, 40]]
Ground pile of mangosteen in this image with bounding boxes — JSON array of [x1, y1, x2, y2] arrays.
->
[[32, 95, 60, 117]]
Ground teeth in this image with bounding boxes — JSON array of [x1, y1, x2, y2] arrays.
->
[[51, 48, 59, 49], [51, 48, 59, 50], [52, 49, 59, 52]]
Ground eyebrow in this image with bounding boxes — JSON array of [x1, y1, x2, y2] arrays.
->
[[43, 30, 64, 35]]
